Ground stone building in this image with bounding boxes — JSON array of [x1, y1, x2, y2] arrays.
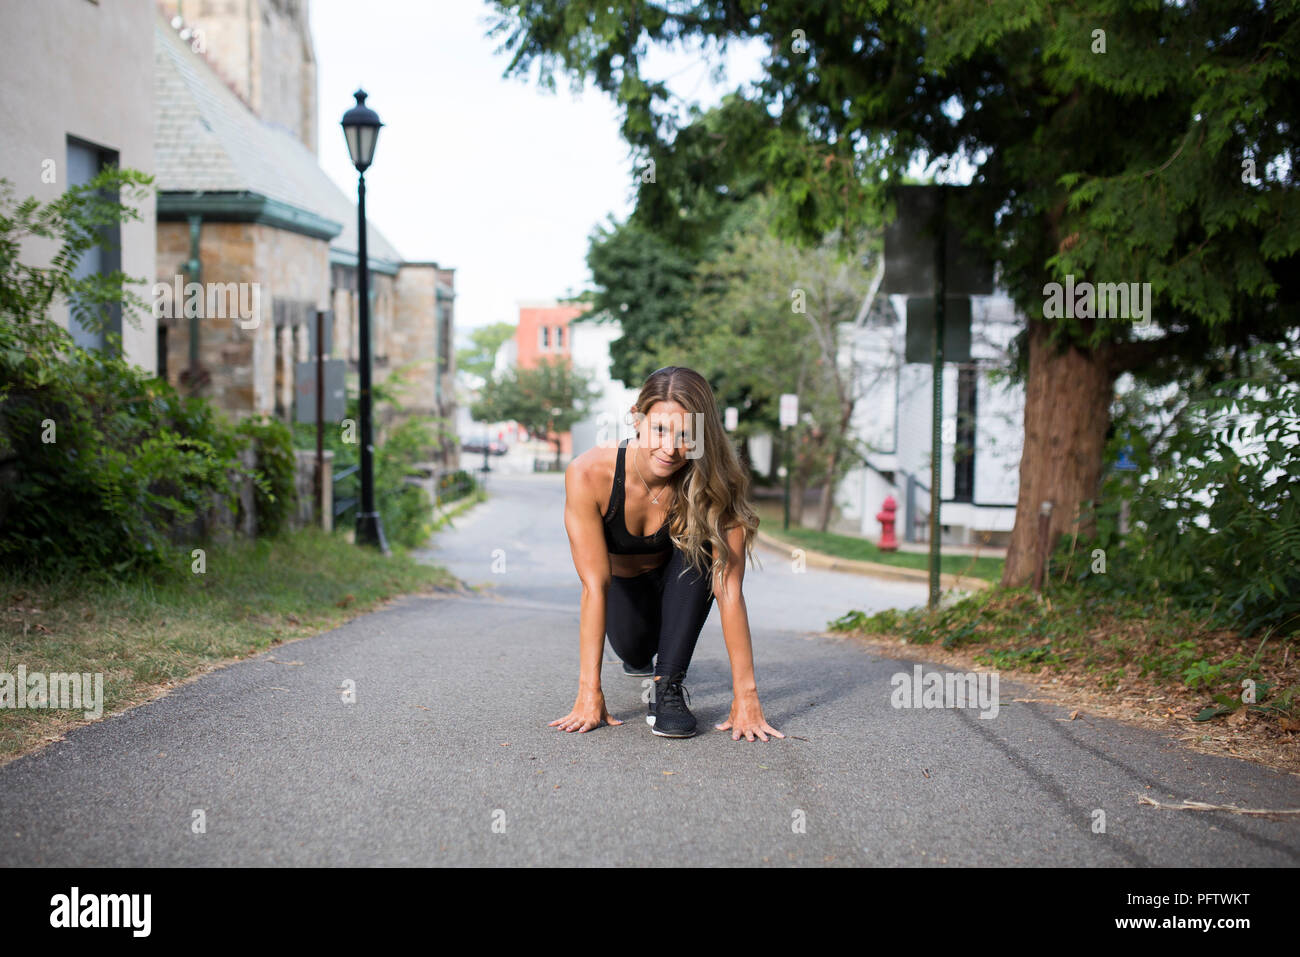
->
[[152, 10, 457, 466], [155, 0, 318, 153]]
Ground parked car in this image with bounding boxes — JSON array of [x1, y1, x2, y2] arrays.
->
[[462, 435, 507, 456]]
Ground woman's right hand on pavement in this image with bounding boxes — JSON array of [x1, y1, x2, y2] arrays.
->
[[549, 689, 621, 733]]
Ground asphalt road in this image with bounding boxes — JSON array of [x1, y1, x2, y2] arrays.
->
[[1, 472, 1296, 866]]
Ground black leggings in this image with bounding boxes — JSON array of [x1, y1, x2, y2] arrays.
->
[[605, 542, 715, 679]]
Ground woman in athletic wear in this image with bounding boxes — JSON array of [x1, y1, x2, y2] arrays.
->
[[550, 366, 783, 742]]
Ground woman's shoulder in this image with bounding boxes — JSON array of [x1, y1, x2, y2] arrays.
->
[[570, 439, 621, 472], [566, 441, 621, 500]]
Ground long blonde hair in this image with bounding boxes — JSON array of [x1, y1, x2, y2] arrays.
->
[[629, 366, 761, 597]]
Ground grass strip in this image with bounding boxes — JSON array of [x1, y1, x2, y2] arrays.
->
[[754, 503, 1005, 582], [0, 527, 458, 762]]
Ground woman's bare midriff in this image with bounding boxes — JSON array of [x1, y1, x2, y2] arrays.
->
[[609, 549, 671, 579]]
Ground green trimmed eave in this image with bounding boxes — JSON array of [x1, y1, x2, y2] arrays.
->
[[329, 247, 401, 277], [158, 191, 342, 241]]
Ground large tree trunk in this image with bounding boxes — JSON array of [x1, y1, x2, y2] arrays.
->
[[789, 428, 820, 527], [789, 477, 808, 526], [816, 464, 836, 532], [816, 435, 842, 532], [1002, 321, 1114, 587]]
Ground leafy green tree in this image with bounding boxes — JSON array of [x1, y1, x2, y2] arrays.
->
[[489, 0, 1300, 587], [471, 356, 599, 466], [456, 322, 517, 381], [584, 97, 768, 388], [586, 217, 699, 387], [660, 193, 887, 529]]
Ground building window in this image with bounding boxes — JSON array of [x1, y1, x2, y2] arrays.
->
[[555, 325, 564, 349], [437, 304, 451, 375], [953, 366, 977, 503], [539, 326, 549, 350], [66, 137, 121, 353], [436, 302, 451, 405]]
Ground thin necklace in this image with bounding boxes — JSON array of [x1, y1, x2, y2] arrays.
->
[[631, 439, 672, 505]]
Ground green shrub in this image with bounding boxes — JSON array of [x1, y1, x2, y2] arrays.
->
[[437, 469, 478, 504], [0, 322, 248, 571], [293, 378, 440, 549], [375, 416, 434, 548], [235, 415, 296, 536], [0, 169, 263, 572], [1076, 341, 1300, 636]]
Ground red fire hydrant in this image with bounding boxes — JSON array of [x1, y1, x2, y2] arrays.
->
[[877, 495, 899, 552]]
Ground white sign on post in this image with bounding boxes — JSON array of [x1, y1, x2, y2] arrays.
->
[[779, 393, 798, 428]]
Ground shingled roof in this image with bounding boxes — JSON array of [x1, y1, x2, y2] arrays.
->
[[153, 15, 403, 269]]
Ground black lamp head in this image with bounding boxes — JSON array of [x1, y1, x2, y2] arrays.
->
[[341, 89, 383, 172]]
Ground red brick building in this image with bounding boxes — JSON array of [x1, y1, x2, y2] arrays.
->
[[514, 300, 589, 456]]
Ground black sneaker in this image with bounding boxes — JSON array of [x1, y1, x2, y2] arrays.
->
[[622, 656, 655, 677], [646, 671, 697, 737]]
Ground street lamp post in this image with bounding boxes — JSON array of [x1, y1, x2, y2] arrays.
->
[[342, 89, 389, 553]]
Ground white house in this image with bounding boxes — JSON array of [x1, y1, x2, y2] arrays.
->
[[834, 293, 1026, 546], [568, 313, 641, 455]]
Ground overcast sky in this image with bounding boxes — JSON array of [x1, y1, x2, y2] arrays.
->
[[309, 0, 767, 347]]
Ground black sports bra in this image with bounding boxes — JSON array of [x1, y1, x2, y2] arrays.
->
[[603, 438, 672, 555]]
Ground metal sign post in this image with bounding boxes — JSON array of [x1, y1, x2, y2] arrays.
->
[[884, 184, 992, 610], [929, 190, 946, 608], [296, 311, 343, 530]]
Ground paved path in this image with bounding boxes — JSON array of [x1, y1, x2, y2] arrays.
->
[[1, 473, 1296, 865]]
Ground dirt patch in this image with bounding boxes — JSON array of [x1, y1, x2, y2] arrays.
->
[[836, 629, 1300, 778]]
